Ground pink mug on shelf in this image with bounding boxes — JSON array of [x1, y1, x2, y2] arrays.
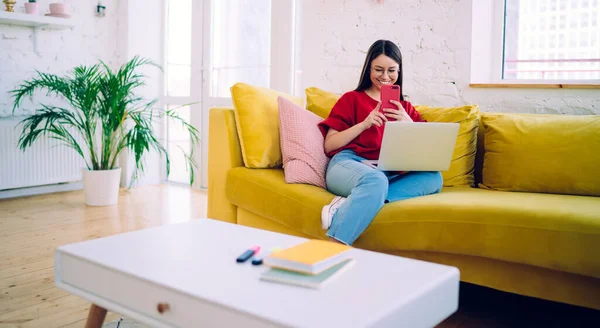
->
[[49, 3, 69, 15]]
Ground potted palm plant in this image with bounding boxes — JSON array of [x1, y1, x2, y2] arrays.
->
[[10, 56, 199, 206]]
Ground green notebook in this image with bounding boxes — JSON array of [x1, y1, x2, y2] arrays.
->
[[259, 259, 353, 289]]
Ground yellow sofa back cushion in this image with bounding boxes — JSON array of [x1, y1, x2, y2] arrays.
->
[[305, 87, 480, 187], [305, 87, 340, 119], [480, 113, 600, 196], [414, 105, 480, 188], [230, 82, 303, 168]]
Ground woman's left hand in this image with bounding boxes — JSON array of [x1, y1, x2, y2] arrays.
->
[[384, 100, 413, 122]]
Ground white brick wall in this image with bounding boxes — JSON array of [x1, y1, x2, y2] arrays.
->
[[0, 0, 120, 117], [301, 0, 599, 115]]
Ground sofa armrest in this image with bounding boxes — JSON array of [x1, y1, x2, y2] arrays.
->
[[208, 107, 244, 223]]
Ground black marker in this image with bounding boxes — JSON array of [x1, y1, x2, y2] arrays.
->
[[236, 245, 260, 263]]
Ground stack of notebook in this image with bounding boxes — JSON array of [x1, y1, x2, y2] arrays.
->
[[260, 239, 354, 289]]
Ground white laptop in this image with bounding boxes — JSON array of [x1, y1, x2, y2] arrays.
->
[[362, 122, 460, 172]]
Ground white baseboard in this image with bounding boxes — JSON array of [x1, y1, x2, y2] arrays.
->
[[0, 181, 83, 200], [0, 181, 206, 200]]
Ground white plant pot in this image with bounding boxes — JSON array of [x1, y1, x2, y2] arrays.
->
[[82, 168, 122, 206]]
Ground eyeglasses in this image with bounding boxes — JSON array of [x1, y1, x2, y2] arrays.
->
[[371, 67, 399, 77]]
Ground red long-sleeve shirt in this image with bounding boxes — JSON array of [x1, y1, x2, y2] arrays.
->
[[317, 90, 425, 160]]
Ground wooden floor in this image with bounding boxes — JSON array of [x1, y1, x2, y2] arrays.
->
[[1, 184, 599, 327], [0, 184, 207, 327]]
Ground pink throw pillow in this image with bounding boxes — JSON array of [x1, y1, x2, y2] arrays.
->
[[278, 96, 329, 188]]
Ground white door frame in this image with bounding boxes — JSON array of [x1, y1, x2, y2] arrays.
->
[[162, 0, 300, 189], [160, 0, 204, 189]]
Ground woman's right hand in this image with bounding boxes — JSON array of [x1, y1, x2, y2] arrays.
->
[[360, 102, 388, 130]]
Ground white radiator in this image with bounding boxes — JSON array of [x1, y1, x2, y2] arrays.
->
[[0, 119, 84, 191]]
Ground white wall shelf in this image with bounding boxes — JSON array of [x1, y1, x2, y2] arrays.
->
[[0, 11, 74, 29], [0, 11, 75, 53]]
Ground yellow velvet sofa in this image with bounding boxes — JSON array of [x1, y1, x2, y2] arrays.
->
[[207, 101, 600, 310]]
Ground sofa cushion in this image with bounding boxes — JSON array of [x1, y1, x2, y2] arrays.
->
[[414, 105, 480, 187], [226, 167, 600, 278], [304, 87, 480, 188], [480, 113, 600, 197], [305, 86, 340, 119], [226, 168, 335, 237], [230, 82, 304, 168], [278, 96, 329, 188]]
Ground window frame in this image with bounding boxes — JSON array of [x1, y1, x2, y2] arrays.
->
[[470, 0, 600, 89]]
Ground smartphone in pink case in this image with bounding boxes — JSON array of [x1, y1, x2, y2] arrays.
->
[[380, 84, 401, 111]]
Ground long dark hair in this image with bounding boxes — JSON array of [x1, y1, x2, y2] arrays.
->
[[355, 40, 404, 100]]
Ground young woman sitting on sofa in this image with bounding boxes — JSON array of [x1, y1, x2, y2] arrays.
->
[[317, 39, 443, 246]]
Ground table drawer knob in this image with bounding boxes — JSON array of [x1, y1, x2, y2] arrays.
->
[[157, 302, 170, 314]]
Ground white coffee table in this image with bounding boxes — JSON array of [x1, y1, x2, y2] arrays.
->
[[55, 218, 459, 328]]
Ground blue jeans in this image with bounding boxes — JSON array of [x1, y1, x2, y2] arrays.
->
[[325, 150, 443, 245]]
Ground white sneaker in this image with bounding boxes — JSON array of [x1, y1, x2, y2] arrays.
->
[[321, 196, 346, 230]]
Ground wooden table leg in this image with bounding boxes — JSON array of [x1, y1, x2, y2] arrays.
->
[[85, 304, 107, 328]]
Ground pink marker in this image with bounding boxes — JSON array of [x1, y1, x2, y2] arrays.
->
[[236, 245, 260, 263]]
